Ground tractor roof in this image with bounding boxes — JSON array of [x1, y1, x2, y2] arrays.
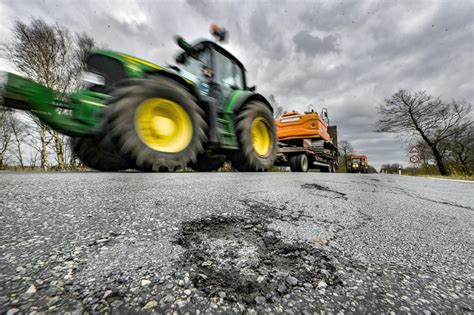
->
[[194, 39, 246, 72]]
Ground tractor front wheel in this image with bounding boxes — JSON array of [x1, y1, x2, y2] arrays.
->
[[230, 101, 277, 172], [104, 77, 207, 171], [71, 135, 131, 171]]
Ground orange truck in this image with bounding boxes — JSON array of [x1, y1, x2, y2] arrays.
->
[[274, 108, 338, 172], [349, 155, 368, 173]]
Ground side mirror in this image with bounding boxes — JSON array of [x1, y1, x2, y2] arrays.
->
[[175, 35, 191, 51], [248, 85, 256, 92]]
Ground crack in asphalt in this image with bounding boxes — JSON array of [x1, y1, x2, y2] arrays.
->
[[300, 183, 348, 199], [388, 186, 473, 211]]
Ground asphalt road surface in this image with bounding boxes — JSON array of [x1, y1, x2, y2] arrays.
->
[[0, 172, 472, 314]]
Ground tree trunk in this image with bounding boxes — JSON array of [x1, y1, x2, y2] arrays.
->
[[430, 144, 449, 175], [69, 148, 78, 169], [40, 123, 48, 171], [456, 152, 470, 175], [11, 121, 24, 169], [15, 139, 24, 169], [53, 131, 65, 170], [344, 154, 348, 173]]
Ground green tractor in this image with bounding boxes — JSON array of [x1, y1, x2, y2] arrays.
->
[[0, 25, 277, 172]]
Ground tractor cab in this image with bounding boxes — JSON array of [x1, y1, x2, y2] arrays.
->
[[174, 29, 248, 105]]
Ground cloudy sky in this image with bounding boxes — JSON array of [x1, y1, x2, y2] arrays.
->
[[0, 0, 473, 169]]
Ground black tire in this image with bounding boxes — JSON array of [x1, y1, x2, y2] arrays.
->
[[71, 135, 131, 171], [103, 77, 207, 171], [289, 154, 309, 172], [229, 101, 277, 172], [190, 154, 225, 172], [320, 165, 330, 173]]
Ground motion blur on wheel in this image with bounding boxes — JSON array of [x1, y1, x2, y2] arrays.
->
[[0, 24, 277, 172]]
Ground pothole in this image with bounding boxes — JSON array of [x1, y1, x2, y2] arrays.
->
[[174, 214, 340, 306]]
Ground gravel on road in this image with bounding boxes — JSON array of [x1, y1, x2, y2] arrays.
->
[[0, 172, 472, 314]]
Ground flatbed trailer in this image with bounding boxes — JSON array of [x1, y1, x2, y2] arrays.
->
[[275, 139, 338, 172]]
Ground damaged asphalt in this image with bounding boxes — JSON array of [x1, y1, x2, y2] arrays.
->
[[0, 172, 472, 313]]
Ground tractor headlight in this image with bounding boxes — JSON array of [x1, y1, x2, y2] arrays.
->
[[81, 71, 105, 86]]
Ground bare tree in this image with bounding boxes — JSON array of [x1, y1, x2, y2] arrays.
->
[[0, 109, 13, 168], [268, 94, 284, 118], [448, 125, 474, 175], [2, 18, 94, 170], [338, 140, 354, 173], [8, 112, 26, 168], [376, 90, 472, 176], [367, 165, 377, 173]]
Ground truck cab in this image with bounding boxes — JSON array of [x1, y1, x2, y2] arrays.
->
[[350, 155, 368, 173]]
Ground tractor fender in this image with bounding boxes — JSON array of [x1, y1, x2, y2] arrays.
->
[[230, 91, 273, 116], [149, 70, 202, 101]]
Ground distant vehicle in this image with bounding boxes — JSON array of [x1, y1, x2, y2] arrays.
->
[[349, 155, 369, 173], [274, 108, 338, 172]]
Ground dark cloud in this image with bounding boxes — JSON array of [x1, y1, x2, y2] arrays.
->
[[248, 7, 288, 61], [299, 1, 365, 32], [0, 0, 472, 170], [293, 31, 339, 56]]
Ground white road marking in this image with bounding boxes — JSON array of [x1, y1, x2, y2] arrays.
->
[[428, 177, 474, 183]]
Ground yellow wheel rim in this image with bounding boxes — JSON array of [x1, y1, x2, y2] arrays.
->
[[251, 117, 273, 157], [134, 98, 193, 153]]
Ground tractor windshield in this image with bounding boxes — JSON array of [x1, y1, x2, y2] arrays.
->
[[179, 46, 211, 80], [214, 49, 244, 89]]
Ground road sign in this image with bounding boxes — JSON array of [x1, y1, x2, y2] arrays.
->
[[409, 146, 420, 154], [409, 155, 420, 163]]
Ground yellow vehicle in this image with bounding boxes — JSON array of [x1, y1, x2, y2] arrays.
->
[[349, 155, 368, 173]]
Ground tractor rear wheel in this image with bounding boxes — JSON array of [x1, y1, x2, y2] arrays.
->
[[71, 135, 131, 171], [289, 154, 309, 172], [104, 77, 207, 171], [230, 101, 277, 172]]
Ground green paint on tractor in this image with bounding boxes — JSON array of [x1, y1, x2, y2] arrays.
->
[[0, 26, 277, 172]]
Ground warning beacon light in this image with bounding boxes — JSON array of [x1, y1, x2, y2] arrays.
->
[[210, 24, 228, 42]]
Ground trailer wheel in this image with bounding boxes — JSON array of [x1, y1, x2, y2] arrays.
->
[[71, 135, 131, 171], [104, 77, 207, 171], [230, 101, 277, 172], [289, 154, 309, 172]]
